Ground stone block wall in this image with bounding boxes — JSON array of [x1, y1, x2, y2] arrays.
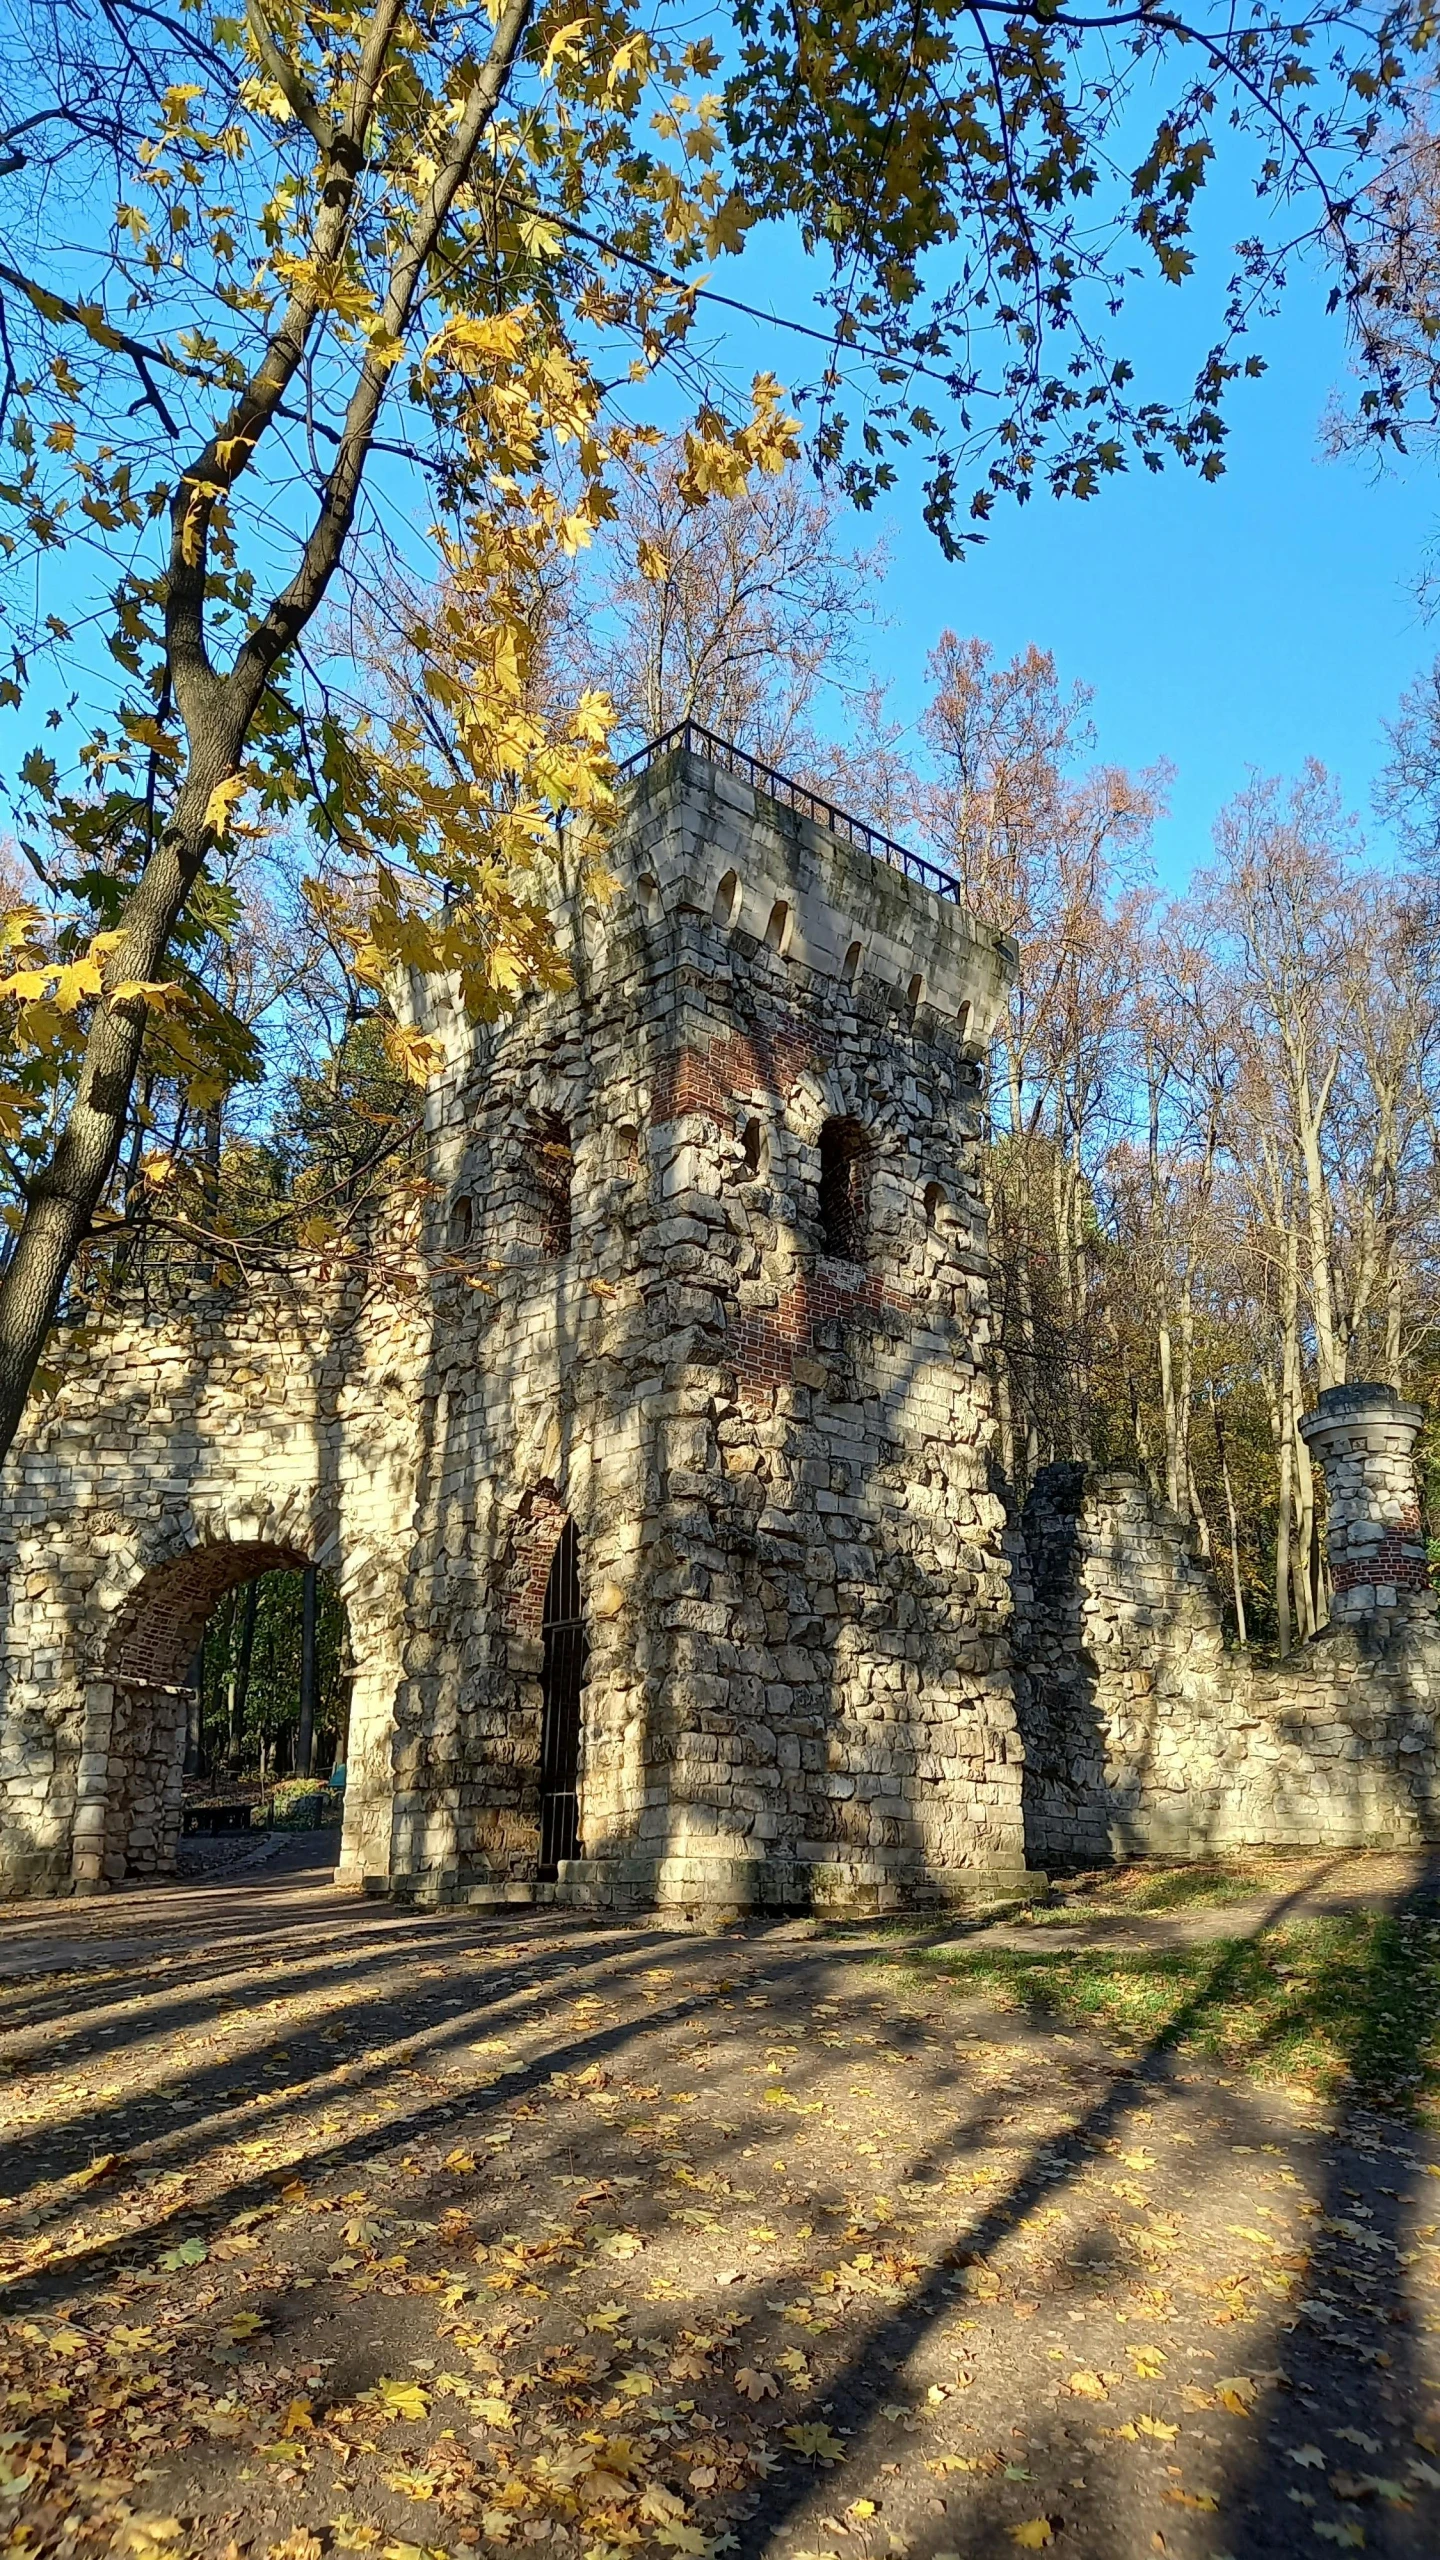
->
[[1014, 1456, 1440, 1867], [0, 1269, 425, 1896], [384, 745, 1033, 1914], [0, 742, 1037, 1913]]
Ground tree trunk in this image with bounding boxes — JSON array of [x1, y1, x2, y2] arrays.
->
[[1159, 1319, 1179, 1511], [0, 782, 230, 1457], [228, 1575, 260, 1768], [1210, 1383, 1247, 1645], [1276, 1390, 1294, 1661], [297, 1565, 318, 1779]]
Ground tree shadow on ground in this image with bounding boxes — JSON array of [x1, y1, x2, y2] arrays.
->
[[2, 1861, 1440, 2557]]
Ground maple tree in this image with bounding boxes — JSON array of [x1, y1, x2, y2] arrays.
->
[[0, 0, 1418, 1455]]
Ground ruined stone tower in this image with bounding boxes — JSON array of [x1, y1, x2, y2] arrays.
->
[[0, 731, 1033, 1911]]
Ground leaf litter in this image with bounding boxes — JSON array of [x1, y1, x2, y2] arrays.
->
[[1, 1875, 1440, 2555]]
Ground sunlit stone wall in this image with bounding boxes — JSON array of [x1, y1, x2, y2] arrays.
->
[[0, 742, 1035, 1914]]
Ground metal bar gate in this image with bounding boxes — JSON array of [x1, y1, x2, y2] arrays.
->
[[538, 1519, 584, 1877]]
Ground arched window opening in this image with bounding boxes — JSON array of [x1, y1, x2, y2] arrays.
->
[[615, 1122, 641, 1179], [741, 1116, 765, 1177], [843, 939, 863, 986], [538, 1519, 585, 1878], [637, 871, 662, 921], [956, 998, 973, 1041], [818, 1116, 870, 1262], [447, 1195, 474, 1250], [764, 898, 793, 955], [712, 869, 741, 928], [923, 1181, 947, 1230], [533, 1111, 574, 1255], [907, 972, 925, 1012]]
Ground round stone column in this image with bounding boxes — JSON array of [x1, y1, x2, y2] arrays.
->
[[1299, 1382, 1429, 1622]]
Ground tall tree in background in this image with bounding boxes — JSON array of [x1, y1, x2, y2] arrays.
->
[[920, 634, 1160, 1480], [564, 445, 881, 766]]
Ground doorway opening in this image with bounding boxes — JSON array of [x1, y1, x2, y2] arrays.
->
[[537, 1519, 585, 1877], [96, 1546, 353, 1884], [200, 1565, 351, 1789]]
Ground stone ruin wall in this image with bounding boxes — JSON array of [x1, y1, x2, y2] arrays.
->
[[1012, 1398, 1440, 1871], [0, 743, 1037, 1913], [409, 749, 1031, 1915], [0, 1268, 427, 1895], [8, 738, 1440, 1908]]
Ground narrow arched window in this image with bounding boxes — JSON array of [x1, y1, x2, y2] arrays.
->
[[713, 869, 741, 927], [764, 898, 792, 955], [447, 1195, 474, 1250], [637, 872, 662, 921], [843, 939, 863, 986], [956, 999, 972, 1041], [923, 1181, 946, 1230], [534, 1112, 573, 1256], [907, 972, 925, 1011], [818, 1117, 869, 1261], [741, 1117, 765, 1176]]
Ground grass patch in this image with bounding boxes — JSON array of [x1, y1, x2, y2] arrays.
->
[[1028, 1855, 1329, 1920], [897, 1909, 1440, 2114]]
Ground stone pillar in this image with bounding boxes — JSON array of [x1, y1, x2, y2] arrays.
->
[[1299, 1382, 1429, 1622]]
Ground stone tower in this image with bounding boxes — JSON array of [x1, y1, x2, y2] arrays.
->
[[0, 732, 1035, 1913], [1299, 1383, 1431, 1624]]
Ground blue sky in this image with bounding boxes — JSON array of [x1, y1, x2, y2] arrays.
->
[[691, 148, 1440, 895], [857, 273, 1438, 892], [10, 66, 1433, 909]]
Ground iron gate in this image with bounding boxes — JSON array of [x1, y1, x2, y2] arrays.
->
[[538, 1519, 585, 1876]]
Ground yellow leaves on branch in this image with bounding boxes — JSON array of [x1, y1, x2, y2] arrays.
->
[[679, 375, 801, 503], [205, 771, 248, 837], [0, 908, 260, 1136], [421, 305, 606, 484], [383, 1023, 446, 1090]]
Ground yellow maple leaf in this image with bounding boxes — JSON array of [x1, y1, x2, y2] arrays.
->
[[378, 2376, 430, 2423], [1009, 2524, 1054, 2551], [204, 772, 247, 837]]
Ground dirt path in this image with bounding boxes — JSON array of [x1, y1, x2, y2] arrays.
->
[[2, 1859, 1439, 2558]]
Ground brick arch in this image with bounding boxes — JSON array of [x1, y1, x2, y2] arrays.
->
[[497, 1484, 570, 1637], [80, 1534, 327, 1890], [104, 1540, 311, 1689]]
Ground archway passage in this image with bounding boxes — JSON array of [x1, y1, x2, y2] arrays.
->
[[537, 1519, 585, 1878], [93, 1544, 352, 1887], [200, 1565, 350, 1789]]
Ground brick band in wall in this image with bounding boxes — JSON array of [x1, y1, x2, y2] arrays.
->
[[652, 1025, 823, 1124], [499, 1487, 569, 1636], [732, 1268, 908, 1389]]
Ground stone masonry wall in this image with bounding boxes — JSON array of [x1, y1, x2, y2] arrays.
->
[[22, 740, 1433, 1906], [1014, 1463, 1440, 1866], [0, 742, 1035, 1913], [388, 746, 1031, 1914]]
